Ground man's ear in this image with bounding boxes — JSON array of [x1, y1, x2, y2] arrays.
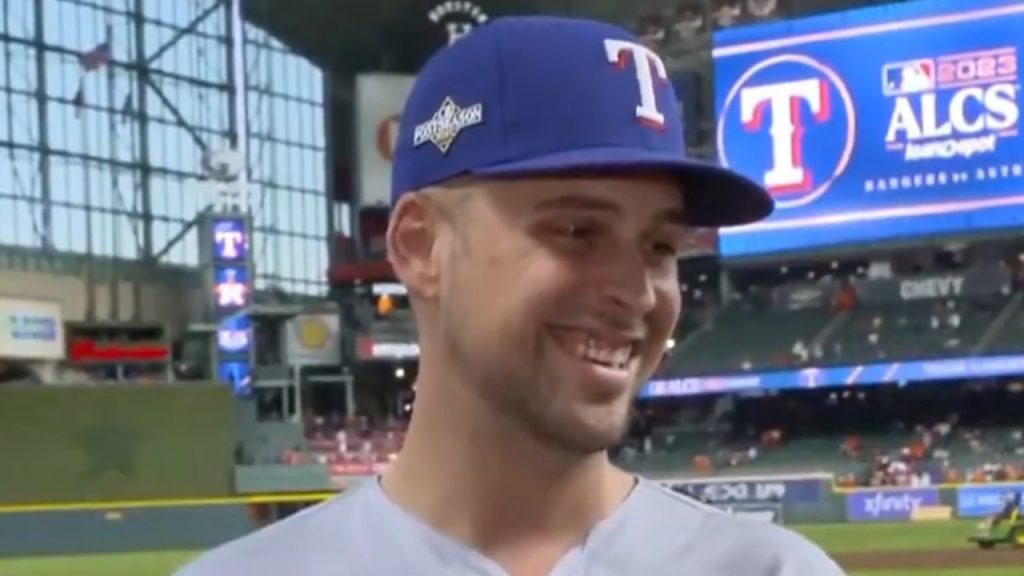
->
[[387, 193, 440, 299]]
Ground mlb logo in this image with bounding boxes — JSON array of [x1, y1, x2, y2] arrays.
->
[[882, 59, 935, 95]]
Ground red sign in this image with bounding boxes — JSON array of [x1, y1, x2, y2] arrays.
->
[[68, 338, 170, 362]]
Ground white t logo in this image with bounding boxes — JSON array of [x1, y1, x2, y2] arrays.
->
[[215, 230, 245, 259], [604, 39, 668, 129], [739, 79, 826, 191]]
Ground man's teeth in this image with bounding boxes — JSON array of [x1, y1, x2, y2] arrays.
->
[[573, 338, 632, 369]]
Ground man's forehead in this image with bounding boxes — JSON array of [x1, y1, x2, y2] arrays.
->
[[479, 172, 686, 217]]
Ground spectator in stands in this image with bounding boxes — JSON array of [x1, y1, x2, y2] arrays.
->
[[791, 339, 809, 363], [834, 282, 856, 311]]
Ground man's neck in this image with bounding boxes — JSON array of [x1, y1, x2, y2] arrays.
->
[[380, 374, 635, 557]]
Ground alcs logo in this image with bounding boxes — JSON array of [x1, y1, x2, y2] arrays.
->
[[717, 54, 856, 209], [882, 47, 1019, 162]]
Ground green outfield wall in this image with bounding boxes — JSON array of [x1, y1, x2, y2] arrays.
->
[[0, 502, 254, 557], [0, 384, 235, 504]]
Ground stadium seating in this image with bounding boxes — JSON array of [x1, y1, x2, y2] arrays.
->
[[823, 294, 1009, 364], [660, 304, 834, 376], [986, 294, 1024, 354]]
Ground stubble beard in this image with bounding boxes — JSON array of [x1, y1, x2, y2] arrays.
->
[[442, 317, 633, 457]]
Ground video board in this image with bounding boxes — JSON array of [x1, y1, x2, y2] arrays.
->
[[203, 214, 253, 395], [641, 353, 1024, 398], [712, 0, 1024, 257]]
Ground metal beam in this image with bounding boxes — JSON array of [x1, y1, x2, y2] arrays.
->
[[142, 74, 209, 153], [133, 0, 153, 261], [145, 1, 223, 67], [32, 0, 51, 250], [132, 0, 224, 156], [133, 0, 153, 320], [151, 206, 212, 263]]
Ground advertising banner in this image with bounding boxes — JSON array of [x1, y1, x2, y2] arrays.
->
[[720, 504, 783, 523], [0, 297, 64, 360], [772, 280, 839, 310], [355, 73, 416, 208], [285, 314, 341, 366], [641, 353, 1024, 398], [956, 483, 1024, 517], [853, 266, 1011, 303], [713, 0, 1024, 256], [663, 474, 827, 505], [845, 488, 940, 522]]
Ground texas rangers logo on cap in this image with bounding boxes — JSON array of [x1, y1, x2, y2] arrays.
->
[[412, 96, 484, 154]]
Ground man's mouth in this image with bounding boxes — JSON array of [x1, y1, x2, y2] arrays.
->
[[550, 327, 637, 370]]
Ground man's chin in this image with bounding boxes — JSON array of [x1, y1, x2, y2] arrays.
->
[[534, 407, 632, 456]]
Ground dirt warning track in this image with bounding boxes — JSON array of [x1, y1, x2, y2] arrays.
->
[[835, 548, 1024, 571]]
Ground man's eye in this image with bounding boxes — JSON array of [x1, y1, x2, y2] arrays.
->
[[653, 242, 678, 256], [557, 221, 595, 240], [649, 237, 683, 259]]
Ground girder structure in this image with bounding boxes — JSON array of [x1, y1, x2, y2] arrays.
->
[[0, 0, 330, 322]]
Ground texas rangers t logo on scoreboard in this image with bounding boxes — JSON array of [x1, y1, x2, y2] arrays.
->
[[212, 218, 247, 261], [717, 54, 856, 209], [882, 47, 1019, 163]]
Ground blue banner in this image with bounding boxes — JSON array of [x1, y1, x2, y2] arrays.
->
[[713, 0, 1024, 256], [956, 483, 1024, 517], [641, 353, 1024, 398], [664, 476, 825, 504], [846, 488, 941, 522]]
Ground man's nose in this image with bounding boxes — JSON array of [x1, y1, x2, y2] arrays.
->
[[598, 251, 658, 315]]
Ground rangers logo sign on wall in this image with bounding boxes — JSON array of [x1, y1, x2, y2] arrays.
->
[[429, 1, 488, 46], [717, 53, 857, 209]]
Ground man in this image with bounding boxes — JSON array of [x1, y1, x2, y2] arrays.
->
[[989, 490, 1022, 528], [177, 15, 845, 576]]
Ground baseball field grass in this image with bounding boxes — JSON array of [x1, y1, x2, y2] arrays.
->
[[0, 519, 1018, 575]]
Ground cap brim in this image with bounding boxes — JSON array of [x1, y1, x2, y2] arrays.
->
[[471, 146, 774, 228]]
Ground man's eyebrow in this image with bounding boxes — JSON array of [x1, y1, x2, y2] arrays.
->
[[532, 194, 687, 225], [532, 194, 622, 214]]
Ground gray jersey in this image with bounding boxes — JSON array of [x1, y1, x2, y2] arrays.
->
[[175, 478, 845, 576]]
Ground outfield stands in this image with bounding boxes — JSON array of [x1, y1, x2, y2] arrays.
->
[[823, 294, 1009, 363], [621, 381, 1024, 485], [660, 262, 1021, 377], [664, 305, 834, 376]]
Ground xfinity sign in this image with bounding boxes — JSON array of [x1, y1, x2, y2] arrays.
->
[[846, 488, 940, 522]]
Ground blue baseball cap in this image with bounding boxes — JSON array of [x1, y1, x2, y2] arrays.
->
[[390, 15, 773, 227]]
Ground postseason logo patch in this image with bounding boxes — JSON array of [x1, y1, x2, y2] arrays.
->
[[413, 96, 484, 154]]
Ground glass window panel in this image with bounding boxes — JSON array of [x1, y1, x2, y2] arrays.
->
[[2, 0, 36, 40], [0, 0, 326, 291], [54, 206, 90, 254]]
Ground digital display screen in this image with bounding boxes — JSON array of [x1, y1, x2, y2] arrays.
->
[[641, 353, 1024, 398], [213, 266, 250, 309], [217, 360, 252, 396], [205, 213, 254, 396], [216, 314, 252, 356], [211, 218, 248, 261], [712, 0, 1024, 256]]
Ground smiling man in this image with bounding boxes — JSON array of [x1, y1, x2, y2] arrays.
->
[[176, 15, 845, 576]]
